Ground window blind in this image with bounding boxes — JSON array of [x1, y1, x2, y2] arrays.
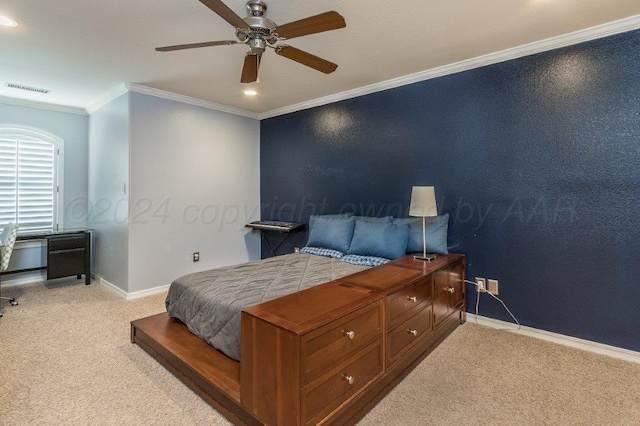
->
[[0, 137, 56, 232]]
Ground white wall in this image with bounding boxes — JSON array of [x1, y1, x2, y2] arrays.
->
[[88, 93, 130, 291], [0, 101, 88, 280], [128, 93, 260, 293], [0, 102, 89, 230]]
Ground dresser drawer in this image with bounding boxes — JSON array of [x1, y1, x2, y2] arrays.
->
[[387, 305, 433, 365], [387, 275, 432, 328], [47, 249, 85, 280], [48, 234, 86, 252], [301, 300, 382, 385], [301, 340, 383, 425]]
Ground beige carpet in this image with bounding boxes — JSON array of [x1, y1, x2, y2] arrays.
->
[[1, 280, 639, 426]]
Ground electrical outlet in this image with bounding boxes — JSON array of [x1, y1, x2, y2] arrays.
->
[[475, 277, 486, 293], [193, 252, 200, 262], [487, 279, 499, 295]]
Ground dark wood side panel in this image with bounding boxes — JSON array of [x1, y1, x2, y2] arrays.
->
[[240, 312, 300, 425], [240, 312, 256, 413]]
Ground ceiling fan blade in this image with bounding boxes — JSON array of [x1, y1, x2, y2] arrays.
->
[[155, 40, 239, 52], [276, 46, 337, 74], [275, 11, 346, 40], [241, 54, 261, 83], [199, 0, 249, 29]]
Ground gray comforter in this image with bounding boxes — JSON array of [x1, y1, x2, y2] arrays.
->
[[165, 253, 368, 361]]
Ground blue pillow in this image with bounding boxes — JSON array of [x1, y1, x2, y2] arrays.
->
[[393, 214, 449, 255], [347, 221, 410, 260], [306, 217, 355, 253], [353, 216, 393, 224], [309, 213, 353, 234]]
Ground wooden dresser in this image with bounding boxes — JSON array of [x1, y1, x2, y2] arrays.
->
[[240, 253, 466, 425], [366, 253, 466, 330], [241, 281, 384, 425]]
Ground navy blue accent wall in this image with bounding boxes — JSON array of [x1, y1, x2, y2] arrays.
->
[[260, 30, 640, 351]]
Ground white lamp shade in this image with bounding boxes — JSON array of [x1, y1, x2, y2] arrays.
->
[[409, 186, 438, 217]]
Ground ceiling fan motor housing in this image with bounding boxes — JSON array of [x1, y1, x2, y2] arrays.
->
[[247, 0, 267, 17], [237, 0, 277, 46]]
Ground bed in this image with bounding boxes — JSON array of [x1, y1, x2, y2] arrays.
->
[[165, 253, 368, 361], [132, 214, 465, 425]]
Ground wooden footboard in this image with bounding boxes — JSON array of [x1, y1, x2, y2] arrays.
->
[[131, 254, 466, 426], [131, 314, 261, 426]]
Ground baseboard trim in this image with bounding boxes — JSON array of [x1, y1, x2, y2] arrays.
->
[[98, 276, 128, 298], [125, 284, 170, 301], [1, 271, 46, 287], [97, 275, 169, 301], [466, 313, 640, 364]]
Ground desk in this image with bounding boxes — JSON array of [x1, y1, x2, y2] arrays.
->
[[245, 221, 303, 257], [2, 229, 92, 285]]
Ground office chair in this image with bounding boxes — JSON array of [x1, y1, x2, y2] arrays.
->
[[0, 222, 19, 317]]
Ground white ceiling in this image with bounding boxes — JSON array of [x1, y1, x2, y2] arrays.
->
[[2, 0, 640, 115]]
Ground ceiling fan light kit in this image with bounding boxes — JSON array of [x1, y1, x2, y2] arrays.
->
[[156, 0, 346, 84]]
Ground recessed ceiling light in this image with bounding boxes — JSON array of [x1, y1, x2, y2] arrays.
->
[[243, 90, 258, 96], [0, 16, 18, 27]]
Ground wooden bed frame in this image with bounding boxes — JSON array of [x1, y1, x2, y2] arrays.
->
[[131, 254, 466, 425]]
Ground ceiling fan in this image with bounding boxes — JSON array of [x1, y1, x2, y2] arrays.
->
[[156, 0, 346, 83]]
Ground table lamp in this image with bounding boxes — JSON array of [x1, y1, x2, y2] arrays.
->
[[409, 186, 438, 261]]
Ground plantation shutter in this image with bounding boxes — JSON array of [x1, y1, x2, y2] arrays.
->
[[0, 137, 56, 232]]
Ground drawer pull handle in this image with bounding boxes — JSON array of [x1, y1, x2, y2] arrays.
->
[[407, 296, 417, 302], [342, 374, 354, 385], [446, 287, 455, 294], [343, 330, 355, 340], [407, 329, 418, 336]]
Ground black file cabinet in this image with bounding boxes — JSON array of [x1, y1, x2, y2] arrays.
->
[[47, 232, 91, 285]]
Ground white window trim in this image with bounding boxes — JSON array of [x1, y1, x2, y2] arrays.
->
[[0, 124, 65, 232]]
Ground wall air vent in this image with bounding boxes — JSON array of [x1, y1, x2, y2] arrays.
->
[[5, 82, 51, 94]]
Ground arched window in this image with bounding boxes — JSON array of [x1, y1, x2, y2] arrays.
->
[[0, 126, 64, 232]]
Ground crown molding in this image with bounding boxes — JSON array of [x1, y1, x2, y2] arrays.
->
[[85, 83, 260, 119], [124, 83, 260, 120], [0, 95, 87, 115], [259, 13, 640, 120], [85, 84, 128, 114], [6, 13, 640, 120]]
